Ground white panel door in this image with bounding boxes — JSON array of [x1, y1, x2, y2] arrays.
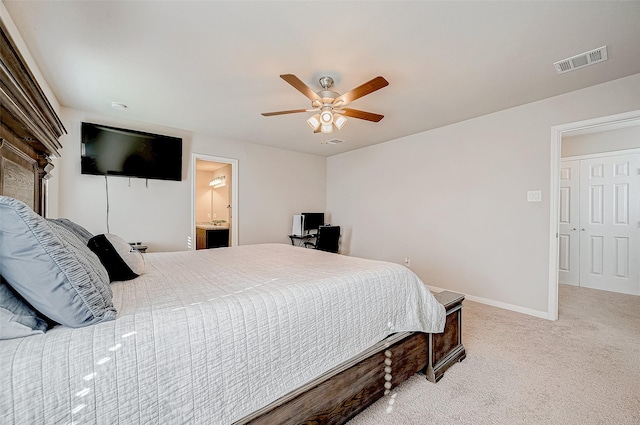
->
[[558, 160, 580, 285], [579, 154, 640, 295]]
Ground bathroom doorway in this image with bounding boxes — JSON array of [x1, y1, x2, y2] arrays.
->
[[191, 154, 238, 250]]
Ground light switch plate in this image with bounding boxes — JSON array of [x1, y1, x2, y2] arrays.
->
[[527, 190, 542, 202]]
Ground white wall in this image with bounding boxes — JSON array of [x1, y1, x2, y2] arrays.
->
[[562, 125, 640, 157], [56, 107, 326, 252], [327, 73, 640, 317], [195, 168, 213, 223]]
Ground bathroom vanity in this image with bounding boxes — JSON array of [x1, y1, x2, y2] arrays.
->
[[196, 223, 230, 249]]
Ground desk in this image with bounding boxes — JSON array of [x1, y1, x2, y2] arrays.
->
[[288, 234, 316, 247]]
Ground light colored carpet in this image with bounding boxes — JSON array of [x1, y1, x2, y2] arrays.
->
[[348, 284, 640, 424]]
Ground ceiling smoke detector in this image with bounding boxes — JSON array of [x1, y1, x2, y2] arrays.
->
[[554, 46, 608, 74], [111, 101, 128, 110]]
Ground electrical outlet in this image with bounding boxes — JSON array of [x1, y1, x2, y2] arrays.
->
[[404, 257, 410, 267]]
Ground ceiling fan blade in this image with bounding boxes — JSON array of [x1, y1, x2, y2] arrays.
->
[[340, 108, 384, 122], [280, 74, 322, 102], [261, 109, 308, 117], [333, 76, 389, 105]]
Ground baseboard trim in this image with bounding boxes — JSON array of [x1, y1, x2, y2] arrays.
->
[[427, 285, 552, 320]]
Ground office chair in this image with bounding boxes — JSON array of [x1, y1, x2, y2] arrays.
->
[[305, 225, 340, 253]]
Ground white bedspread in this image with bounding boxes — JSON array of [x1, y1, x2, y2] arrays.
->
[[0, 243, 445, 424]]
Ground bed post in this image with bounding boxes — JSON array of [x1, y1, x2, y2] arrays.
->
[[426, 291, 466, 382]]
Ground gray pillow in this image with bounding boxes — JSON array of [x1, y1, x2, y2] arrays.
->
[[0, 277, 48, 340], [0, 196, 116, 328], [47, 218, 94, 245]]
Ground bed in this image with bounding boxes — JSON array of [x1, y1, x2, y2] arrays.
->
[[1, 240, 463, 424], [0, 17, 465, 424]]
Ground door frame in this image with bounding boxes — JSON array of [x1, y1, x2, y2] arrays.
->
[[549, 109, 640, 320], [191, 153, 239, 249]]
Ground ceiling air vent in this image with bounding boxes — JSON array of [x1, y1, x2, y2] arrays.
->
[[554, 46, 608, 74], [326, 138, 345, 145]]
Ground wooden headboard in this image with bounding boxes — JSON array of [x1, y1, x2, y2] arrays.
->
[[0, 16, 65, 216]]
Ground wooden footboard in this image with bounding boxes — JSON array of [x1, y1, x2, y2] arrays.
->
[[238, 291, 465, 425], [426, 291, 466, 382]]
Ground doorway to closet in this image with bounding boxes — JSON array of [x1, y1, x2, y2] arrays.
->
[[558, 151, 640, 295], [550, 111, 640, 320]]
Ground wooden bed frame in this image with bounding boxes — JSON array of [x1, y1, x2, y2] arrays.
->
[[239, 291, 465, 424], [0, 18, 64, 215], [0, 17, 465, 425]]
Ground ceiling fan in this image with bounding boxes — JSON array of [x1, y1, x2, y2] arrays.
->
[[262, 74, 389, 134]]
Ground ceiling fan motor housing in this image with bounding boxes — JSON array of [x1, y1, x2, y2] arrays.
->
[[313, 90, 340, 108], [319, 76, 334, 89]]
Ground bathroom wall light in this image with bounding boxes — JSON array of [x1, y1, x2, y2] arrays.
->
[[209, 175, 226, 188]]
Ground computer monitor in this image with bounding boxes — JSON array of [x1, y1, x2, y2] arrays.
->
[[302, 213, 324, 233]]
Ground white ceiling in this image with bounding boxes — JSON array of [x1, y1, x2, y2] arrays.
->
[[196, 159, 227, 172], [4, 1, 640, 157]]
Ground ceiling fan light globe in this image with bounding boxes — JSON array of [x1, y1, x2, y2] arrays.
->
[[334, 114, 348, 129], [321, 124, 333, 134], [320, 111, 333, 125], [306, 114, 321, 130]]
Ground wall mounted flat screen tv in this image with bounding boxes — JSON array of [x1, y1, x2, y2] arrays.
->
[[81, 122, 182, 181]]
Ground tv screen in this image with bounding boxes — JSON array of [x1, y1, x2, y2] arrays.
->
[[302, 212, 324, 232], [81, 122, 182, 181]]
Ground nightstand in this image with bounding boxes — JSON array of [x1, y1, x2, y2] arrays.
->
[[129, 242, 148, 253]]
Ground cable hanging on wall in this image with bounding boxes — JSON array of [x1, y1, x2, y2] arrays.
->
[[104, 175, 110, 233]]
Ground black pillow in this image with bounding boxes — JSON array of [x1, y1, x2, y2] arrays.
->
[[88, 234, 145, 282]]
